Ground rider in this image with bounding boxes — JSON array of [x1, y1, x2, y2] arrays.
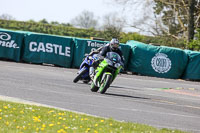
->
[[89, 38, 124, 78], [100, 38, 124, 62]]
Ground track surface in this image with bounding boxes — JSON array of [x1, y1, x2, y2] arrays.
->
[[0, 60, 200, 132]]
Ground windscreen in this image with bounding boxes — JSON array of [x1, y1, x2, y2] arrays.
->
[[106, 52, 121, 63]]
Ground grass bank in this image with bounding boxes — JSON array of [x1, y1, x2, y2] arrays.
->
[[0, 100, 186, 133]]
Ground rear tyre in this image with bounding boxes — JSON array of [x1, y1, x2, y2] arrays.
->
[[99, 74, 112, 94], [73, 67, 87, 83], [91, 82, 99, 92], [83, 80, 90, 84]]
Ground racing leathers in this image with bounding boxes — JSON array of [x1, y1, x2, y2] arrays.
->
[[100, 45, 124, 64], [89, 45, 124, 78]]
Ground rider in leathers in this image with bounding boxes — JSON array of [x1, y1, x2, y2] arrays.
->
[[89, 38, 124, 78]]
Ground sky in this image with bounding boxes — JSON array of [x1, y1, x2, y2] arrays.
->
[[0, 0, 155, 34], [0, 0, 121, 23]]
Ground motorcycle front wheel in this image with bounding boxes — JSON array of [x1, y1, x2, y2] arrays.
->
[[73, 67, 87, 83], [99, 74, 112, 94]]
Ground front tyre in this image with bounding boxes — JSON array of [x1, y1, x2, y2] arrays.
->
[[99, 74, 112, 94], [73, 67, 87, 83]]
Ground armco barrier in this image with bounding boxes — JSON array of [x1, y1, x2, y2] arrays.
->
[[0, 29, 24, 62], [23, 33, 74, 68], [182, 50, 200, 80], [126, 40, 188, 79], [72, 38, 131, 69]]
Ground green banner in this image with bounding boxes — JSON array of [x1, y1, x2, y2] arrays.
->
[[118, 44, 131, 70], [23, 33, 74, 68], [72, 38, 108, 68], [72, 38, 131, 69], [0, 29, 24, 62], [127, 40, 188, 79], [182, 50, 200, 80]]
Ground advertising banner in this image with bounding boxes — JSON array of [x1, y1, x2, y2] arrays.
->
[[127, 40, 188, 79], [72, 38, 108, 68], [118, 43, 131, 70], [0, 29, 24, 62], [183, 50, 200, 80], [23, 33, 74, 68], [72, 38, 131, 69]]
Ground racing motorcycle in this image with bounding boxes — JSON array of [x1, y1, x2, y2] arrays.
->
[[90, 52, 123, 94], [73, 54, 100, 83]]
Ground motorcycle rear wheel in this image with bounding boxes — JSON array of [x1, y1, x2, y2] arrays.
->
[[99, 74, 112, 94], [91, 82, 99, 92], [73, 67, 87, 83]]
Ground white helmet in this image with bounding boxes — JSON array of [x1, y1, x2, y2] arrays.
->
[[110, 38, 120, 50]]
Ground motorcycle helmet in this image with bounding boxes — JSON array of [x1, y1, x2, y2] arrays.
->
[[110, 38, 120, 50]]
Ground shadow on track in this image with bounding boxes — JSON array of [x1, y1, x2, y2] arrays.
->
[[109, 85, 141, 91], [105, 92, 150, 100]]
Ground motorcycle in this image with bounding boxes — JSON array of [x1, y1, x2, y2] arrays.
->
[[90, 52, 123, 94], [73, 54, 100, 83]]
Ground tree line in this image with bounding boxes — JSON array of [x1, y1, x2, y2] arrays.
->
[[113, 0, 200, 50], [0, 18, 199, 50], [0, 0, 200, 50]]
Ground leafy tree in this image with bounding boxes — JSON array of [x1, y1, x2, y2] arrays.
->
[[101, 13, 125, 40], [0, 19, 106, 39], [153, 0, 200, 41], [27, 19, 35, 23], [0, 19, 190, 48], [51, 21, 60, 25], [188, 28, 200, 50], [39, 19, 48, 24], [113, 0, 200, 49], [61, 23, 72, 27], [120, 32, 144, 43]]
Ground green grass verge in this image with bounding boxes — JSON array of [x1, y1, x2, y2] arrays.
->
[[0, 100, 187, 133]]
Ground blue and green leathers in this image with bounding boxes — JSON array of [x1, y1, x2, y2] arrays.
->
[[91, 52, 123, 94]]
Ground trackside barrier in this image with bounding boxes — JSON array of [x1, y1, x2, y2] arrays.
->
[[72, 38, 131, 70], [72, 38, 107, 68], [1, 28, 200, 80], [22, 33, 74, 68], [0, 29, 24, 62], [126, 40, 188, 79], [182, 50, 200, 80], [118, 43, 131, 70]]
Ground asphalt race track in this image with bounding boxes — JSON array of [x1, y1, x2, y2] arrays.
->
[[0, 60, 200, 133]]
